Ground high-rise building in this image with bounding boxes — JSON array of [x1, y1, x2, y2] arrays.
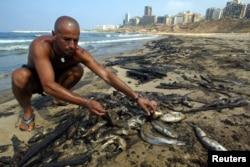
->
[[223, 0, 247, 18], [246, 4, 250, 18], [124, 12, 130, 25], [184, 11, 194, 23], [206, 8, 222, 20], [141, 15, 157, 25], [130, 17, 140, 26], [173, 13, 185, 24], [144, 6, 152, 16]]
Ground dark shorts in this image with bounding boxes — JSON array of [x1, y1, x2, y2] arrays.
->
[[22, 64, 46, 96]]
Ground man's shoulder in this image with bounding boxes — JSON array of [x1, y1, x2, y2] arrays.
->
[[76, 46, 89, 56], [75, 46, 94, 62], [33, 35, 53, 44]]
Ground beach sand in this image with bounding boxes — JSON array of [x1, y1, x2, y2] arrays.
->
[[0, 33, 249, 166]]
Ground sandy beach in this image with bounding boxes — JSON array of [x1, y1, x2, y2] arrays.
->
[[0, 33, 249, 166]]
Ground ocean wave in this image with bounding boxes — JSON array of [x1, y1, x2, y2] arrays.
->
[[116, 33, 144, 38], [0, 72, 11, 80], [0, 39, 32, 44], [0, 45, 29, 51], [79, 35, 158, 45], [12, 30, 51, 33]]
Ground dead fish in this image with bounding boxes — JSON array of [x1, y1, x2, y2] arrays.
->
[[21, 152, 44, 167], [0, 156, 12, 166], [113, 128, 138, 136], [152, 110, 163, 119], [11, 135, 28, 154], [107, 111, 127, 128], [0, 144, 11, 153], [12, 135, 29, 166], [18, 112, 85, 167], [182, 97, 194, 108], [66, 123, 78, 139], [116, 136, 126, 151], [42, 152, 61, 163], [160, 111, 186, 123], [28, 132, 45, 144], [151, 120, 178, 138], [132, 115, 147, 125], [100, 135, 126, 152], [127, 115, 146, 130], [53, 137, 67, 147], [91, 134, 126, 153], [189, 123, 227, 151], [140, 123, 185, 146], [92, 134, 119, 144], [81, 120, 107, 138], [200, 74, 212, 83]]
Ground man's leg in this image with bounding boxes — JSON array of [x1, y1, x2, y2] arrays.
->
[[12, 68, 38, 131], [52, 64, 83, 105]]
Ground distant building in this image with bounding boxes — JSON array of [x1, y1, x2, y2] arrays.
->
[[223, 0, 247, 18], [124, 12, 130, 25], [192, 13, 203, 22], [184, 11, 194, 23], [206, 8, 223, 20], [245, 4, 250, 18], [141, 15, 157, 25], [173, 13, 185, 24], [157, 16, 166, 24], [123, 5, 204, 27], [141, 6, 156, 25], [95, 25, 120, 30], [165, 15, 172, 25], [129, 17, 140, 26], [144, 6, 152, 16], [212, 9, 223, 19]]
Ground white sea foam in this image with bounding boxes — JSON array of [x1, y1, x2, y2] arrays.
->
[[0, 39, 32, 44], [0, 45, 29, 51], [117, 33, 144, 38], [0, 72, 11, 80], [12, 30, 51, 33], [78, 35, 158, 45]]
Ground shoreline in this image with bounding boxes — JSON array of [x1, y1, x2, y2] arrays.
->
[[0, 33, 249, 166], [0, 34, 165, 102]]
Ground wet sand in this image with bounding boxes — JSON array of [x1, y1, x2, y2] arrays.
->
[[0, 33, 249, 166]]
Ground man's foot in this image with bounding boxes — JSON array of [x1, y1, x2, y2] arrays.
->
[[19, 114, 35, 131]]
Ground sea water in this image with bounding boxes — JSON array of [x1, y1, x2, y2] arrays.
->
[[0, 31, 158, 92]]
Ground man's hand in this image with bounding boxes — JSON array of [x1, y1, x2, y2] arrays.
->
[[85, 99, 108, 116], [137, 98, 157, 116]]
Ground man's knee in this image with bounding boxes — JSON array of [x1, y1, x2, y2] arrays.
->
[[12, 68, 31, 87], [70, 64, 84, 78]]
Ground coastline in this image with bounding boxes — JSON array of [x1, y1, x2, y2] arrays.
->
[[0, 34, 162, 103], [0, 33, 249, 166]]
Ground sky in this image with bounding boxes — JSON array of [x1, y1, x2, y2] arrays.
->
[[1, 0, 250, 32]]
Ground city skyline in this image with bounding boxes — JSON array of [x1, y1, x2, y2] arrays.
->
[[1, 0, 250, 31]]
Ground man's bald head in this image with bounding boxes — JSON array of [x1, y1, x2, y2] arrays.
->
[[54, 16, 80, 33]]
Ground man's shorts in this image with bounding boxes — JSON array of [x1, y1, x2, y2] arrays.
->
[[22, 64, 46, 96]]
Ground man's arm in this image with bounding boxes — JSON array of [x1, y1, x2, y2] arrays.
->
[[30, 40, 86, 106], [81, 50, 157, 115], [82, 50, 138, 99], [30, 40, 107, 116]]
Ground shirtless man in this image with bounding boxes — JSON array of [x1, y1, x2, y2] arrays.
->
[[12, 16, 157, 131]]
